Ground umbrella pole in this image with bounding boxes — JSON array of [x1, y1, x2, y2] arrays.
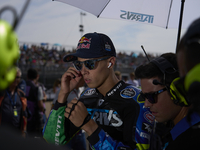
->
[[176, 0, 185, 53]]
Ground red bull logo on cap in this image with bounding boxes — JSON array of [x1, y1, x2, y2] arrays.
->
[[79, 37, 91, 43], [77, 37, 91, 50]]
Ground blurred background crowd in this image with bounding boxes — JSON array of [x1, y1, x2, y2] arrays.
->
[[18, 43, 159, 94]]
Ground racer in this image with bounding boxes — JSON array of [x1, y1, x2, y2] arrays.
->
[[43, 32, 154, 150]]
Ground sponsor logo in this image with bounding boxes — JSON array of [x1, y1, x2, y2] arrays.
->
[[92, 110, 123, 127], [105, 43, 111, 51], [120, 88, 136, 98], [77, 43, 90, 50], [140, 132, 150, 140], [98, 99, 104, 106], [136, 127, 150, 140], [142, 122, 152, 133], [55, 115, 62, 145], [144, 111, 154, 123], [107, 82, 122, 96], [79, 37, 91, 43], [120, 10, 154, 24], [77, 37, 91, 50], [84, 89, 96, 96]]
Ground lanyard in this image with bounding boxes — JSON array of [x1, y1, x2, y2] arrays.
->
[[6, 90, 17, 108]]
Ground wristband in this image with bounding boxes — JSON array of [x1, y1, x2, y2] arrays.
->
[[68, 102, 78, 119], [79, 114, 91, 128]]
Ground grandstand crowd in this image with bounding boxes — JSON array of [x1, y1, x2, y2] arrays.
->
[[18, 43, 159, 70]]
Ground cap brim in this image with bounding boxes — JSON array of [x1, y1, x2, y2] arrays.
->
[[63, 51, 106, 62], [63, 54, 78, 62]]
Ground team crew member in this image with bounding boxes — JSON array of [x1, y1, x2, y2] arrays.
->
[[43, 32, 154, 150], [0, 67, 27, 136], [135, 53, 200, 150], [174, 17, 200, 150]]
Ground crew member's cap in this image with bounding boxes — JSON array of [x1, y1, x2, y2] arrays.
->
[[63, 32, 116, 62]]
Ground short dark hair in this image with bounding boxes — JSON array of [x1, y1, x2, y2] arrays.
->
[[135, 53, 179, 86], [27, 68, 38, 80]]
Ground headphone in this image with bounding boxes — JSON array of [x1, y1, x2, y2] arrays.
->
[[151, 57, 190, 106], [108, 62, 112, 68], [0, 7, 20, 90]]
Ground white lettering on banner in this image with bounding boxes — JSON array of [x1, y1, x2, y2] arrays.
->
[[55, 116, 62, 145], [93, 110, 123, 127], [120, 10, 154, 24]]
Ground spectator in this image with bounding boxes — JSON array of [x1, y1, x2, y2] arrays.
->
[[53, 78, 61, 94], [114, 70, 122, 80], [35, 71, 47, 128], [0, 67, 27, 137], [26, 68, 44, 137], [18, 74, 27, 95], [43, 32, 153, 150], [127, 72, 139, 87], [123, 75, 129, 83]]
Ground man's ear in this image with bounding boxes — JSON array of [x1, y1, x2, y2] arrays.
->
[[108, 62, 112, 68], [108, 57, 116, 69]]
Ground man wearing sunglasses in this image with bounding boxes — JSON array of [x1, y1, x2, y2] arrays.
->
[[135, 52, 200, 150], [43, 32, 154, 150]]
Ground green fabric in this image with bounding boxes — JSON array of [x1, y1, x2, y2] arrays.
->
[[43, 106, 67, 145]]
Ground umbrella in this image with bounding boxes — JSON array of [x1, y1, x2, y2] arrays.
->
[[41, 43, 49, 46], [53, 0, 200, 51], [53, 43, 62, 46]]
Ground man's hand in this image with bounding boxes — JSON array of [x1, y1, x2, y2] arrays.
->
[[58, 67, 82, 103], [65, 99, 98, 136], [65, 99, 88, 127]]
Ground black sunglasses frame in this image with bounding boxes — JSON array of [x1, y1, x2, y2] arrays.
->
[[140, 87, 167, 104], [73, 56, 111, 71]]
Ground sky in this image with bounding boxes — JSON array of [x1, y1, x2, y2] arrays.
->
[[1, 0, 198, 55]]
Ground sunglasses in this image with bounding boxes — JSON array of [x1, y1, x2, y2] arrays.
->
[[139, 87, 167, 104], [73, 57, 110, 71]]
